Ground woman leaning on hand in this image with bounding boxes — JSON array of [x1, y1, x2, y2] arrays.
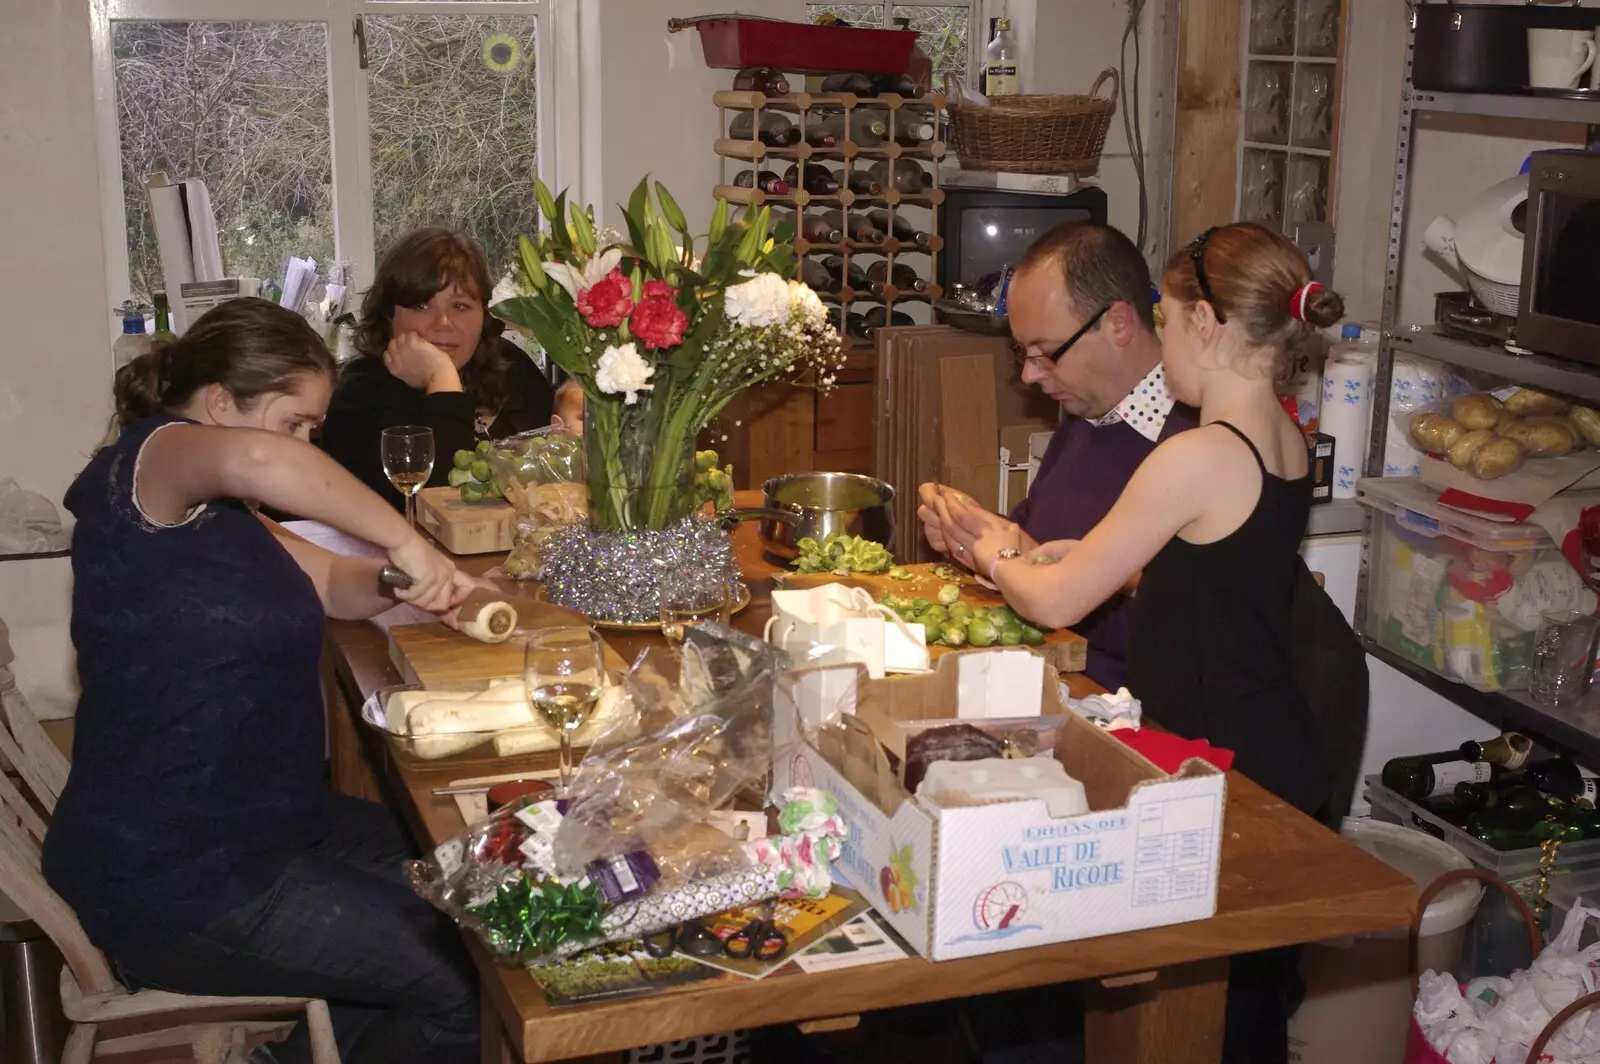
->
[[319, 227, 555, 509], [42, 298, 480, 1064], [942, 222, 1346, 1064]]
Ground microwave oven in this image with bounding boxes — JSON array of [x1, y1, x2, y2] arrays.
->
[[1517, 150, 1600, 366]]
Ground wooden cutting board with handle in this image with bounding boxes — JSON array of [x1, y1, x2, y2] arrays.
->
[[388, 587, 628, 688], [773, 562, 1087, 672]]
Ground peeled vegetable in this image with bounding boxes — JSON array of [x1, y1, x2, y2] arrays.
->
[[1448, 428, 1496, 470], [409, 697, 536, 736], [457, 598, 518, 643], [1499, 416, 1576, 458], [793, 533, 894, 575], [1410, 411, 1467, 453], [1452, 394, 1505, 431], [1502, 387, 1569, 417], [1466, 436, 1526, 479]]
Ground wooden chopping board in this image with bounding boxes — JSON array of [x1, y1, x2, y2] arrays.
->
[[415, 487, 515, 555], [773, 562, 1087, 672], [388, 588, 629, 688]]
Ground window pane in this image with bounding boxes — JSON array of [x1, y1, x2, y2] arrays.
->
[[366, 15, 540, 287], [894, 6, 970, 81], [807, 5, 887, 27], [112, 21, 333, 301]]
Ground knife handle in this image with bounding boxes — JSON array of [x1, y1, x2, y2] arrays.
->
[[379, 565, 414, 590]]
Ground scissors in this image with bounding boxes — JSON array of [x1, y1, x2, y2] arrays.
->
[[641, 922, 723, 959], [723, 901, 788, 962]]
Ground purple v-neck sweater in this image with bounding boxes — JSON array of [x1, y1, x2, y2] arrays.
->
[[1010, 403, 1198, 690]]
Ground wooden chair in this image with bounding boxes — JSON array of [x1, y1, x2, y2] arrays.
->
[[0, 619, 341, 1063]]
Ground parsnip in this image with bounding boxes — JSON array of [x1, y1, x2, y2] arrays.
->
[[409, 698, 536, 736], [458, 600, 518, 643]]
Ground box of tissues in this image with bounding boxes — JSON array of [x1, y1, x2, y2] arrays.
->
[[766, 583, 931, 678]]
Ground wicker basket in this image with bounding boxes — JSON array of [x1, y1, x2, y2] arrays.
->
[[946, 69, 1119, 175]]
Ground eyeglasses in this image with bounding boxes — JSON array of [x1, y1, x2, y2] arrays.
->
[[1188, 227, 1227, 324], [1012, 305, 1111, 366]]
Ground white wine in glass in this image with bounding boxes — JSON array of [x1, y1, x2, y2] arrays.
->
[[381, 425, 435, 530], [523, 627, 605, 791]]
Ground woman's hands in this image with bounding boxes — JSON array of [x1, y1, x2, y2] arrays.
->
[[384, 333, 462, 394], [918, 483, 1019, 567], [943, 493, 1024, 576], [388, 533, 474, 613]]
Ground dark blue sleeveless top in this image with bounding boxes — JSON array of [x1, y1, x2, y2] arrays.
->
[[43, 416, 331, 950]]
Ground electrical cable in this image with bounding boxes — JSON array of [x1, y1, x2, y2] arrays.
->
[[1120, 0, 1150, 249]]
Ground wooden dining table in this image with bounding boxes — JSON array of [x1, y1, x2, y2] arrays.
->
[[322, 490, 1417, 1064]]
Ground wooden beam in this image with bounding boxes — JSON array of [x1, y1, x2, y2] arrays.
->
[[1171, 0, 1244, 242]]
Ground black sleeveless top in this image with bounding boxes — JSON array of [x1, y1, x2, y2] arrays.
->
[[1126, 422, 1330, 816]]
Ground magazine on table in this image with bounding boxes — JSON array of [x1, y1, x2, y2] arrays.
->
[[792, 909, 914, 974], [685, 888, 871, 980]]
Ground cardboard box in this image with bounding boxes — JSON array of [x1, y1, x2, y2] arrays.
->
[[773, 652, 1226, 961]]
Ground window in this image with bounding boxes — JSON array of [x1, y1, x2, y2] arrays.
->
[[1235, 0, 1341, 231], [806, 1, 976, 83], [92, 0, 555, 313]]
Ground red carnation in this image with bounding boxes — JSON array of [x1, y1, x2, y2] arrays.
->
[[642, 279, 677, 302], [576, 269, 633, 329], [631, 293, 688, 350]]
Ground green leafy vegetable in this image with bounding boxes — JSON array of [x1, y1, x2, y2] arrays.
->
[[792, 533, 895, 575]]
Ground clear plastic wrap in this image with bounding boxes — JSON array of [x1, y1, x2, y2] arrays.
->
[[487, 426, 587, 578]]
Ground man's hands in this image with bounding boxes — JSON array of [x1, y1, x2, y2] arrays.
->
[[917, 482, 1017, 569]]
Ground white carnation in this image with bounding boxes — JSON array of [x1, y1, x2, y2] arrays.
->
[[594, 342, 655, 405], [787, 279, 827, 327], [724, 272, 791, 328]]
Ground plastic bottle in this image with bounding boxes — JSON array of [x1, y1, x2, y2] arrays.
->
[[112, 300, 152, 371]]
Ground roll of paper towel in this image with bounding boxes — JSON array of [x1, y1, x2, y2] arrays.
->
[[1322, 352, 1375, 498], [1382, 355, 1449, 477]]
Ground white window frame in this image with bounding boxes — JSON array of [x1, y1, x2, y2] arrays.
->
[[89, 0, 577, 329]]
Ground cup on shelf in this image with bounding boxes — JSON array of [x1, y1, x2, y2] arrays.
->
[[1527, 28, 1597, 90], [1531, 608, 1600, 707], [1593, 28, 1600, 90]]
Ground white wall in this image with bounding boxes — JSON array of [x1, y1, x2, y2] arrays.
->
[[0, 1, 113, 718]]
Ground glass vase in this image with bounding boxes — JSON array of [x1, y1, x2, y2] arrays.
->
[[583, 402, 697, 533]]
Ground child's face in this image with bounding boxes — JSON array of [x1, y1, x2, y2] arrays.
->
[[554, 389, 584, 436]]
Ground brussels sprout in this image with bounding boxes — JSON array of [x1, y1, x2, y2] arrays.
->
[[470, 460, 491, 482], [989, 607, 1018, 628], [447, 468, 473, 487], [475, 439, 494, 458], [706, 469, 731, 492], [936, 583, 960, 606], [460, 485, 485, 504], [1020, 625, 1045, 646], [998, 624, 1023, 646], [453, 449, 477, 471], [940, 623, 968, 647], [920, 604, 948, 628], [695, 450, 718, 473], [966, 618, 998, 648]]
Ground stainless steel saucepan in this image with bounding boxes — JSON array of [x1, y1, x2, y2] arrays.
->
[[718, 472, 895, 560]]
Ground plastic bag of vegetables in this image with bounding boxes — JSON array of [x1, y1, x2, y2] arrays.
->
[[485, 427, 588, 578]]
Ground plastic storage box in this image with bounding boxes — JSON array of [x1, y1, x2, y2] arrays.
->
[[691, 17, 917, 75], [1356, 477, 1589, 692], [1366, 775, 1600, 884]]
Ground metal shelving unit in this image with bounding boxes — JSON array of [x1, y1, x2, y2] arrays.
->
[[1355, 40, 1600, 752]]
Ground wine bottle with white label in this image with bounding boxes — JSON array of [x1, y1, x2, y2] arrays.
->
[[1380, 750, 1492, 804], [1525, 758, 1600, 805], [1460, 732, 1534, 770]]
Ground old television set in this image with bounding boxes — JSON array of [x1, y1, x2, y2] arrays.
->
[[936, 185, 1110, 290], [1517, 149, 1600, 366]]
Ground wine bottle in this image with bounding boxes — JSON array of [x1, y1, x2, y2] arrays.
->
[[1454, 781, 1546, 813], [809, 110, 888, 146], [1460, 733, 1534, 770], [729, 111, 801, 147], [779, 211, 844, 245], [843, 168, 884, 197], [152, 290, 172, 338], [869, 72, 920, 98], [865, 209, 931, 247], [781, 163, 840, 196], [866, 159, 932, 196], [733, 169, 789, 195], [1525, 758, 1600, 805], [848, 110, 895, 147], [846, 311, 871, 339], [821, 255, 883, 296], [1381, 751, 1492, 804], [867, 260, 928, 293], [820, 72, 876, 96], [862, 306, 916, 330], [800, 258, 838, 294], [892, 115, 936, 144], [819, 209, 886, 245], [733, 67, 790, 97]]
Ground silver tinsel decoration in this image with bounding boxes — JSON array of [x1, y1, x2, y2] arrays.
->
[[540, 517, 738, 623]]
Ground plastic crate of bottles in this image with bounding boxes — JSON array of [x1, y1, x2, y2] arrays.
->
[[1365, 774, 1600, 883], [1356, 477, 1592, 693]]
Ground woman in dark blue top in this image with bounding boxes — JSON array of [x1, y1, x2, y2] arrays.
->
[[44, 298, 479, 1064]]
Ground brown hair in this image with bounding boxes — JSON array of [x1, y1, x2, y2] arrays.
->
[[112, 298, 333, 432], [1019, 222, 1156, 330], [354, 227, 507, 412], [1164, 224, 1346, 354]]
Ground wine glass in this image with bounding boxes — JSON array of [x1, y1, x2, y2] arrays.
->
[[659, 569, 733, 650], [381, 425, 435, 530], [523, 627, 605, 791]]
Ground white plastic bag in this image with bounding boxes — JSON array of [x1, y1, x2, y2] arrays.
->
[[0, 480, 67, 554]]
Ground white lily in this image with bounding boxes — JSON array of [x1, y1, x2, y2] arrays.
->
[[543, 246, 622, 301]]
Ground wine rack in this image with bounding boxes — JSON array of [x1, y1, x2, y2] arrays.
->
[[713, 89, 947, 345]]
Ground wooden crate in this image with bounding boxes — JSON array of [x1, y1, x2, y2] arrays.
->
[[415, 486, 515, 555]]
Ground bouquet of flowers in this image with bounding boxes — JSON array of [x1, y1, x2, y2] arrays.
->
[[492, 178, 843, 534]]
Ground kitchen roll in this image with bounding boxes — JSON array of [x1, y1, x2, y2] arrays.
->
[[1383, 355, 1449, 477], [1322, 351, 1376, 498]]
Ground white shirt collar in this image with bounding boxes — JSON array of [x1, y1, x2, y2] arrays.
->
[[1088, 364, 1175, 443]]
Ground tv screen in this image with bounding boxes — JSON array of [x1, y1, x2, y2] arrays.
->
[[938, 187, 1109, 289]]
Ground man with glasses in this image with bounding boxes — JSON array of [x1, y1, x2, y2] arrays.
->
[[919, 221, 1196, 691]]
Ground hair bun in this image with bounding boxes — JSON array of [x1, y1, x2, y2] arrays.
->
[[1303, 285, 1346, 329]]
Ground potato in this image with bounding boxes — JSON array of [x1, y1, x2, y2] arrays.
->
[[1502, 386, 1569, 417], [1410, 411, 1467, 453], [1466, 436, 1527, 479], [1448, 428, 1495, 469], [1499, 416, 1577, 457], [1569, 406, 1600, 446], [1452, 393, 1505, 430]]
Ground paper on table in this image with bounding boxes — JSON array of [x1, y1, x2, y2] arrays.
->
[[956, 650, 1044, 719], [279, 520, 433, 631]]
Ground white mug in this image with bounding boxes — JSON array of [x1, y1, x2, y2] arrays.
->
[[1527, 28, 1597, 90], [1593, 28, 1600, 90]]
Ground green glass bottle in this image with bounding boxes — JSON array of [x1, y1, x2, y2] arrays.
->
[[1459, 732, 1533, 770], [1381, 750, 1493, 804], [1524, 758, 1600, 805], [152, 290, 172, 337]]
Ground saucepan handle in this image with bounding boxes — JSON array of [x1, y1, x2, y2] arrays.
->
[[713, 507, 799, 530]]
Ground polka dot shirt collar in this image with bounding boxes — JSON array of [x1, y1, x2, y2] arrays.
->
[[1088, 364, 1175, 443]]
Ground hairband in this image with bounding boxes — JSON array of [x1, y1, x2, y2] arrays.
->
[[1187, 228, 1226, 324], [1290, 282, 1323, 322]]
